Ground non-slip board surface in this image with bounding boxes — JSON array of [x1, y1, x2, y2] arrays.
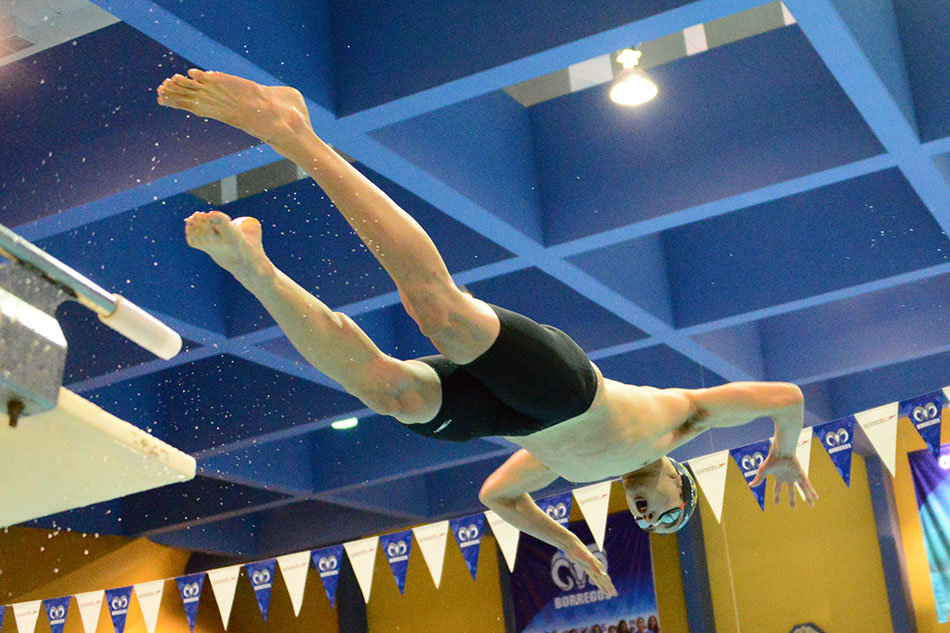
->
[[0, 388, 195, 527]]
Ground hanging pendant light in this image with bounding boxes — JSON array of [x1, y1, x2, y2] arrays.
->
[[610, 49, 658, 106]]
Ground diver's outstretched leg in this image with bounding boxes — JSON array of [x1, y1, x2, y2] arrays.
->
[[184, 209, 441, 424], [158, 70, 499, 364]]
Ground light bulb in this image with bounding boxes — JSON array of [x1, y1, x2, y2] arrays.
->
[[331, 417, 359, 430], [609, 69, 658, 106]]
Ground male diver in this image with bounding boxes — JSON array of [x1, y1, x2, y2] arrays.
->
[[157, 70, 819, 597]]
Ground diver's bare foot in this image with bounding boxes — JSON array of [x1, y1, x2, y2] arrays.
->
[[185, 211, 274, 283], [157, 70, 312, 144]]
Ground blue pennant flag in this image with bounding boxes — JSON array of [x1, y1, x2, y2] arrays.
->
[[814, 416, 856, 487], [245, 559, 277, 621], [450, 514, 485, 580], [44, 597, 70, 633], [730, 438, 773, 510], [380, 530, 413, 595], [312, 545, 345, 607], [104, 587, 133, 633], [176, 573, 205, 633], [902, 391, 944, 458], [538, 492, 573, 526], [1, 605, 6, 631]]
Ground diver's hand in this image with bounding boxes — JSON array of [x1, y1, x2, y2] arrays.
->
[[750, 450, 819, 508], [564, 539, 617, 597]]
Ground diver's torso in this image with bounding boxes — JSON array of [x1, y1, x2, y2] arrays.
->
[[508, 365, 698, 482]]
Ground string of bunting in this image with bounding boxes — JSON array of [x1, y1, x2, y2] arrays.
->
[[2, 386, 946, 631]]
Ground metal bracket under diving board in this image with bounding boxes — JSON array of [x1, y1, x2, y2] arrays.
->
[[0, 222, 195, 527]]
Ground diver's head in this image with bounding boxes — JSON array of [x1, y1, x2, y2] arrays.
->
[[621, 456, 697, 533]]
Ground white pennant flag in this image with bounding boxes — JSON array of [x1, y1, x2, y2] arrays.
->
[[277, 552, 311, 617], [944, 386, 950, 403], [687, 451, 729, 523], [412, 521, 449, 589], [13, 601, 41, 633], [344, 536, 379, 604], [484, 511, 520, 572], [207, 565, 242, 630], [572, 482, 611, 550], [74, 591, 104, 633], [795, 426, 814, 501], [133, 581, 164, 633], [855, 402, 899, 478]]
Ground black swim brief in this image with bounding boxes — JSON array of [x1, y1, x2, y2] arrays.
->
[[408, 304, 598, 442]]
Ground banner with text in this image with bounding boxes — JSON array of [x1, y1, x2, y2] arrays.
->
[[901, 391, 944, 458], [730, 438, 773, 510], [450, 514, 485, 580], [813, 416, 856, 487], [511, 512, 659, 633]]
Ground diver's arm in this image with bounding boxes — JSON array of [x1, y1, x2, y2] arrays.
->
[[479, 450, 617, 596], [689, 382, 804, 455], [478, 450, 572, 548]]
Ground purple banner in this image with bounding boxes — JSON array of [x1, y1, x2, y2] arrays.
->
[[312, 545, 344, 607], [245, 559, 277, 621], [902, 391, 944, 457], [44, 597, 70, 633], [730, 438, 773, 510], [176, 573, 205, 633], [380, 530, 413, 595], [104, 586, 133, 633], [813, 416, 856, 486], [450, 514, 485, 580], [538, 491, 573, 526], [511, 513, 659, 633], [907, 445, 950, 622]]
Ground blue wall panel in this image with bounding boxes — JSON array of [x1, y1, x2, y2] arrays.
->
[[533, 27, 884, 245], [331, 0, 688, 114], [0, 23, 256, 226], [665, 168, 949, 327]]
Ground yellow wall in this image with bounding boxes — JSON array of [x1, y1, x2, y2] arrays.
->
[[0, 528, 340, 633], [702, 437, 893, 632]]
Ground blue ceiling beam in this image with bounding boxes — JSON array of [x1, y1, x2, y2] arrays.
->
[[16, 145, 281, 242], [786, 0, 950, 238]]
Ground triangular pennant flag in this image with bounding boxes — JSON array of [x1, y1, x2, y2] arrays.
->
[[311, 545, 345, 607], [412, 521, 449, 589], [572, 482, 611, 550], [133, 580, 164, 633], [855, 402, 898, 477], [380, 531, 413, 595], [450, 514, 485, 580], [207, 566, 241, 630], [103, 587, 133, 633], [901, 390, 944, 457], [687, 450, 730, 523], [730, 438, 773, 510], [485, 510, 520, 572], [537, 491, 573, 526], [0, 606, 5, 632], [43, 598, 70, 633], [344, 536, 379, 604], [13, 601, 41, 633], [175, 573, 205, 633], [74, 591, 104, 633], [277, 552, 311, 617], [794, 426, 814, 502], [813, 416, 856, 486], [245, 559, 277, 621]]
